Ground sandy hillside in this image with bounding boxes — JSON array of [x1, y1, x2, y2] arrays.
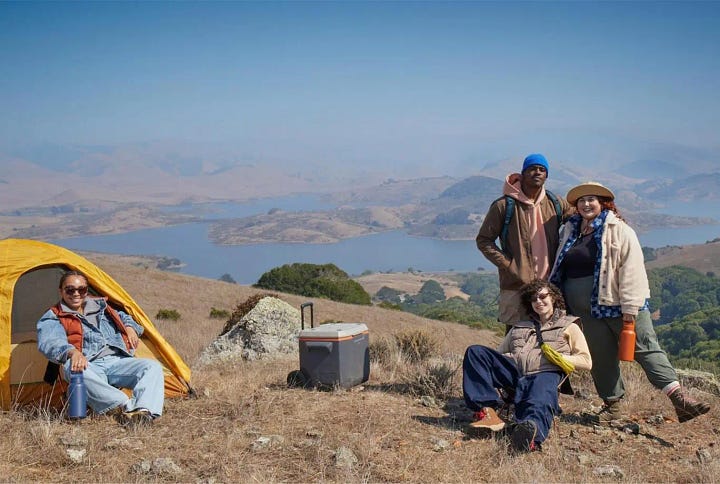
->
[[355, 271, 471, 300]]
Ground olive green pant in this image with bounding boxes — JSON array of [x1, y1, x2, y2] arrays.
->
[[563, 276, 677, 401]]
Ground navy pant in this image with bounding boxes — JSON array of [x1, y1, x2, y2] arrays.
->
[[463, 345, 562, 444]]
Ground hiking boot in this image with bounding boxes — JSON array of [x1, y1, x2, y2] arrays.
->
[[592, 400, 622, 424], [497, 401, 516, 424], [104, 405, 127, 423], [120, 408, 154, 429], [469, 407, 505, 431], [509, 420, 537, 454], [669, 389, 710, 423]]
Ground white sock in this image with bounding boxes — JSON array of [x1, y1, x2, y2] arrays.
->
[[662, 381, 681, 395]]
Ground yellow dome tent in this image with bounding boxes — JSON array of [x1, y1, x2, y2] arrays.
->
[[0, 238, 192, 410]]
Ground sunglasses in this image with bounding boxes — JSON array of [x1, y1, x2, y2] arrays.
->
[[530, 292, 551, 302], [63, 286, 88, 296]]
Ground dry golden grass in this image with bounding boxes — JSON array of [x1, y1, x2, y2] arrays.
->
[[355, 271, 470, 301], [647, 240, 720, 276], [2, 253, 719, 482]]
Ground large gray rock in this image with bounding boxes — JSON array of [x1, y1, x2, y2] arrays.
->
[[200, 297, 301, 364]]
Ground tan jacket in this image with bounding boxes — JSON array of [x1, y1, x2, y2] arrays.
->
[[497, 311, 592, 375], [476, 175, 572, 290], [553, 211, 650, 315]]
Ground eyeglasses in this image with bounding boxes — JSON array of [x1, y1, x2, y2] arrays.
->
[[63, 286, 88, 296], [530, 292, 551, 302]]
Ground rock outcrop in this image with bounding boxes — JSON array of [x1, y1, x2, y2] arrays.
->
[[199, 297, 301, 365]]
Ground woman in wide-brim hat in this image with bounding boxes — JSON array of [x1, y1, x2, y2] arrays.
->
[[549, 181, 710, 424]]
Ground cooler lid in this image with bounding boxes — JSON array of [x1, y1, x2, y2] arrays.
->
[[299, 322, 368, 339]]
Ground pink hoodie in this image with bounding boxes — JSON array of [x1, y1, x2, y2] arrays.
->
[[503, 173, 550, 280]]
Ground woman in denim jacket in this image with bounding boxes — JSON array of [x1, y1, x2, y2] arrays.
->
[[37, 270, 164, 427]]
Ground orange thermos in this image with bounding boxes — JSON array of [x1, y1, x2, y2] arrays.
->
[[618, 318, 636, 362]]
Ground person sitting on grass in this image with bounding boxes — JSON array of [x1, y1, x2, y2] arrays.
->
[[37, 270, 164, 427], [462, 279, 592, 454]]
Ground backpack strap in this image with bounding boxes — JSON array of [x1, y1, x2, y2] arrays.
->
[[500, 190, 563, 254], [500, 196, 515, 255], [545, 190, 563, 226]]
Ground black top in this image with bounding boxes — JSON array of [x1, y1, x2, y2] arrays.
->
[[563, 231, 598, 278]]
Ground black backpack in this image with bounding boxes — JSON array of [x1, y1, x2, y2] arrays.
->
[[499, 190, 563, 254]]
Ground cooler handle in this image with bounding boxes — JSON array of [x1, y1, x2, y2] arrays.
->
[[300, 302, 314, 330], [305, 341, 332, 353]]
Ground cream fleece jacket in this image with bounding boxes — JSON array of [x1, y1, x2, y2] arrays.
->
[[553, 211, 650, 315]]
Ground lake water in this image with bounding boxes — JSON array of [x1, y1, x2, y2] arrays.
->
[[51, 197, 720, 284]]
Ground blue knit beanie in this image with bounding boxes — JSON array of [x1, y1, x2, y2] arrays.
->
[[522, 153, 549, 176]]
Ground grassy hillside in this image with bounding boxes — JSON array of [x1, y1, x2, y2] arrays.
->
[[2, 253, 718, 482], [647, 239, 720, 276]]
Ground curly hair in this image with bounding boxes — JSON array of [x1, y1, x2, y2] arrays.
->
[[598, 197, 624, 221], [519, 279, 565, 317]]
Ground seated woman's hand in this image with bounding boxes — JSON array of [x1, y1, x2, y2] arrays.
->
[[125, 326, 140, 349], [540, 343, 575, 374], [68, 349, 88, 372]]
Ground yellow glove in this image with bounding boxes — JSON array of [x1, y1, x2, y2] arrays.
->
[[541, 343, 575, 375]]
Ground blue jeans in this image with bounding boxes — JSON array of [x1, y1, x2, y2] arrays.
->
[[63, 355, 165, 416], [463, 345, 562, 444]]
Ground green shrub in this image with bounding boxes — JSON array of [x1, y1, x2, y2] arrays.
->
[[377, 301, 402, 311], [218, 273, 236, 284], [209, 307, 230, 319], [417, 280, 445, 304], [375, 286, 403, 303], [156, 309, 180, 321], [156, 257, 182, 271], [254, 263, 371, 305]]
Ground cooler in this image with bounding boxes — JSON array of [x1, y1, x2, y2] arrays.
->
[[297, 304, 370, 389]]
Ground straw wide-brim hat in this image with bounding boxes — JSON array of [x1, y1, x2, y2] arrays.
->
[[566, 181, 615, 205]]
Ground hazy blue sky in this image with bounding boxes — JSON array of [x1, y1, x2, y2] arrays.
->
[[2, 1, 719, 171]]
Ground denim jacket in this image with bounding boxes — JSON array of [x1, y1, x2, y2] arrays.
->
[[37, 297, 144, 364]]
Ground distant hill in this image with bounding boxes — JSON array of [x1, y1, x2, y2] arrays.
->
[[437, 175, 501, 200], [646, 239, 720, 275], [327, 176, 458, 206], [615, 159, 685, 179], [637, 172, 720, 201]]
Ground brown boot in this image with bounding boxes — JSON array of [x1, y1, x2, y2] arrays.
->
[[469, 407, 506, 431], [669, 388, 710, 423], [592, 400, 623, 424]]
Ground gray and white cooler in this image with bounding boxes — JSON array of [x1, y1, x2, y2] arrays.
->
[[289, 302, 370, 389]]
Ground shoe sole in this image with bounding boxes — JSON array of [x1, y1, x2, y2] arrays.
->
[[116, 408, 153, 429], [469, 420, 505, 431], [510, 421, 537, 454], [677, 405, 711, 423]]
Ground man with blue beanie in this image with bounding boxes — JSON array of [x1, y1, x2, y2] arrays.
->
[[522, 153, 550, 176], [476, 154, 572, 327]]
